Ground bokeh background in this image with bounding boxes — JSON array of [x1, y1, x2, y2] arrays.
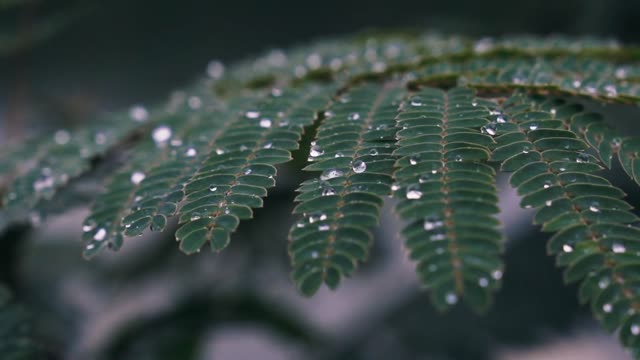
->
[[2, 0, 640, 359]]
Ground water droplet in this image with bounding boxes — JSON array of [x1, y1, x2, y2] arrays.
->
[[410, 96, 423, 107], [321, 186, 336, 196], [496, 115, 507, 123], [406, 185, 423, 200], [188, 96, 202, 109], [86, 244, 95, 250], [545, 200, 553, 207], [472, 101, 478, 107], [576, 153, 590, 163], [170, 139, 183, 147], [209, 185, 218, 192], [563, 244, 574, 253], [369, 148, 379, 156], [491, 270, 503, 280], [611, 137, 622, 148], [612, 243, 626, 253], [320, 169, 344, 181], [478, 277, 489, 288], [409, 155, 419, 165], [572, 79, 582, 88], [215, 148, 225, 155], [419, 174, 431, 183], [481, 123, 497, 136], [318, 224, 330, 231], [598, 277, 610, 289], [129, 105, 148, 122], [244, 168, 253, 175], [423, 216, 444, 231], [454, 155, 463, 162], [95, 132, 107, 145], [245, 111, 260, 119], [310, 145, 324, 158], [130, 171, 146, 185], [207, 60, 225, 79], [588, 202, 600, 212], [543, 180, 552, 189], [604, 84, 618, 97], [528, 123, 539, 131], [430, 233, 446, 241], [391, 183, 401, 192], [82, 224, 95, 232], [352, 160, 367, 173], [93, 228, 107, 241], [54, 130, 70, 145], [190, 213, 201, 221], [445, 293, 458, 305], [603, 303, 613, 313], [348, 112, 361, 121], [186, 148, 197, 157], [152, 125, 172, 144], [632, 324, 640, 336], [263, 142, 273, 149], [311, 251, 320, 259], [334, 152, 344, 158], [259, 118, 272, 128], [33, 176, 54, 192]]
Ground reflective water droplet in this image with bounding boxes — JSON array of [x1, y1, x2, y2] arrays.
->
[[611, 137, 622, 148], [321, 186, 336, 196], [245, 111, 260, 119], [612, 243, 626, 253], [445, 293, 458, 305], [522, 146, 530, 154], [603, 303, 613, 313], [170, 139, 183, 147], [54, 130, 71, 145], [130, 171, 146, 185], [369, 148, 378, 156], [93, 228, 107, 241], [152, 125, 172, 144], [190, 214, 201, 221], [528, 123, 539, 131], [472, 101, 478, 107], [259, 118, 272, 128], [129, 105, 149, 122], [491, 269, 503, 280], [352, 160, 366, 173], [430, 233, 446, 241], [311, 251, 320, 259], [481, 123, 497, 136], [209, 185, 218, 192], [323, 110, 335, 118], [263, 142, 273, 149], [423, 216, 444, 231], [572, 79, 582, 88], [410, 96, 423, 107], [454, 155, 463, 162], [406, 185, 423, 200], [320, 169, 344, 181], [188, 96, 202, 109], [95, 132, 107, 145], [632, 324, 640, 336], [318, 224, 330, 231], [550, 108, 557, 117], [86, 244, 95, 250], [543, 180, 552, 189], [598, 277, 610, 289], [604, 84, 618, 97], [186, 148, 197, 157], [348, 112, 361, 121], [334, 152, 344, 158], [589, 202, 600, 212], [478, 277, 489, 288], [409, 156, 419, 165], [310, 145, 324, 158], [215, 148, 225, 155], [545, 200, 553, 207], [576, 153, 590, 163], [244, 168, 253, 175], [33, 176, 54, 192], [419, 174, 431, 183], [82, 224, 95, 232], [563, 244, 574, 253], [391, 183, 401, 191], [207, 60, 225, 79]]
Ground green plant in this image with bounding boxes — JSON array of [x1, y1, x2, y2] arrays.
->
[[2, 32, 640, 356]]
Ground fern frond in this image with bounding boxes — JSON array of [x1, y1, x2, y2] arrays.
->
[[174, 85, 333, 254], [393, 87, 502, 312], [288, 83, 402, 296], [491, 91, 640, 348]]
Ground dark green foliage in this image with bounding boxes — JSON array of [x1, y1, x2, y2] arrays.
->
[[2, 32, 640, 355], [0, 285, 41, 360]]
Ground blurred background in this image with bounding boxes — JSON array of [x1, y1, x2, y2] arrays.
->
[[1, 0, 640, 359]]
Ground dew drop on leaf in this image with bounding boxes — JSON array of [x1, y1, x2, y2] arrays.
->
[[130, 171, 146, 185], [152, 125, 172, 144], [445, 293, 458, 305], [632, 325, 640, 336], [321, 186, 336, 196], [259, 118, 272, 128], [209, 186, 217, 192], [478, 277, 489, 288], [576, 153, 590, 163], [603, 303, 613, 313], [405, 185, 423, 200], [93, 228, 107, 241], [320, 169, 344, 181], [352, 160, 366, 173], [129, 105, 148, 122], [54, 130, 71, 145], [206, 60, 225, 79], [310, 145, 324, 158], [612, 243, 626, 253], [185, 148, 197, 157], [318, 224, 330, 231], [348, 112, 361, 121], [245, 111, 260, 119], [562, 244, 573, 253], [410, 96, 423, 107], [528, 123, 539, 131]]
